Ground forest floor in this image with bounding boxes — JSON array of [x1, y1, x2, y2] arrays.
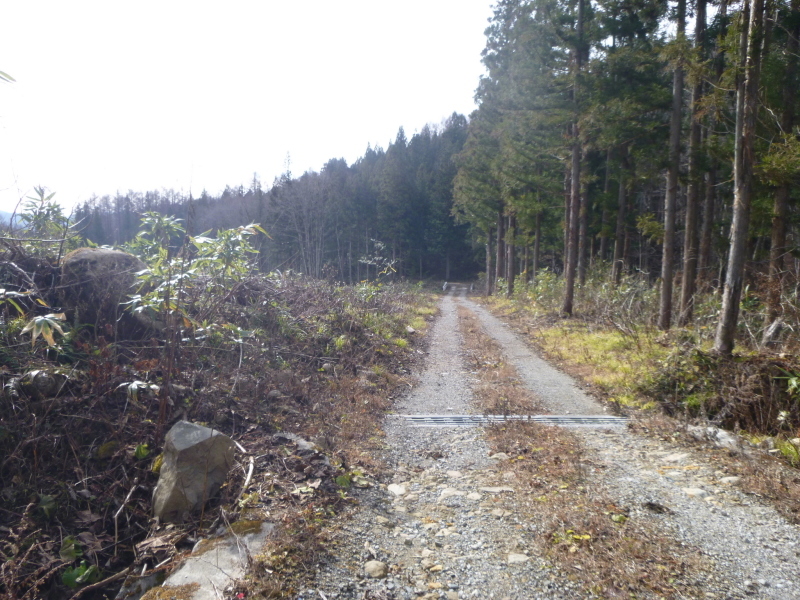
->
[[291, 286, 800, 600]]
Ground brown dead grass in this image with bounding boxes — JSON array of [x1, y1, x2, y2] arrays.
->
[[458, 303, 712, 599], [458, 305, 545, 415]]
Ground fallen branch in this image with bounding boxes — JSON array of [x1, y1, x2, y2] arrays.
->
[[68, 565, 132, 600], [114, 481, 139, 557], [235, 456, 255, 504]]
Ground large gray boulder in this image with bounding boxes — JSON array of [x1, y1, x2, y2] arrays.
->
[[152, 421, 235, 523], [60, 247, 153, 336]]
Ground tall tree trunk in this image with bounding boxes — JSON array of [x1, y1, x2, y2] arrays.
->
[[486, 227, 495, 295], [533, 211, 541, 285], [562, 0, 585, 316], [659, 0, 686, 330], [599, 148, 612, 262], [699, 0, 728, 286], [678, 0, 706, 326], [562, 122, 581, 315], [563, 163, 571, 266], [714, 0, 764, 355], [506, 215, 516, 297], [523, 243, 529, 282], [578, 178, 589, 285], [699, 155, 717, 285], [612, 145, 628, 286], [496, 209, 506, 287], [766, 0, 799, 326]]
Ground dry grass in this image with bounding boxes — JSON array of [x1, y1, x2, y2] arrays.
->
[[458, 303, 712, 599], [458, 305, 544, 415]]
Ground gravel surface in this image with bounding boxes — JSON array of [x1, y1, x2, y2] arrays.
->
[[301, 288, 800, 600], [461, 292, 800, 600]]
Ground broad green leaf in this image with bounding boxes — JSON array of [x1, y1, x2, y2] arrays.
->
[[62, 561, 100, 588], [134, 443, 150, 460], [76, 564, 100, 585], [39, 494, 56, 519], [59, 536, 82, 561]]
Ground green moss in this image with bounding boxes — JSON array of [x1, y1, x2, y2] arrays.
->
[[95, 441, 119, 459], [776, 439, 800, 466], [409, 316, 427, 331], [141, 583, 200, 600], [192, 520, 266, 557], [228, 519, 265, 536]]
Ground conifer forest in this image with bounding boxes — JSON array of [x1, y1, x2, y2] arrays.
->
[[74, 0, 800, 353]]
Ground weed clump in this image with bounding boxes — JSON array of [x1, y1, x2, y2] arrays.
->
[[643, 347, 800, 435]]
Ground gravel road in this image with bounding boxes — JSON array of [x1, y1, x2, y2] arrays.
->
[[302, 288, 800, 600]]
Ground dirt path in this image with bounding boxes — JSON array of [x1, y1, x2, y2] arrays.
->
[[304, 290, 800, 600]]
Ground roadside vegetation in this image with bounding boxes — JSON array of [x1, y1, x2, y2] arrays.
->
[[0, 195, 437, 599], [476, 267, 800, 472]]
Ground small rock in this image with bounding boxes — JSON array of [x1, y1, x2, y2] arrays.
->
[[439, 488, 466, 501], [466, 492, 482, 501], [429, 564, 444, 573], [720, 476, 741, 485], [446, 592, 459, 600], [491, 509, 512, 518], [388, 484, 407, 497], [663, 452, 690, 463], [447, 470, 463, 478], [435, 527, 458, 537], [152, 421, 235, 523], [364, 560, 388, 578], [687, 425, 744, 454], [682, 487, 710, 499], [489, 452, 510, 461], [17, 369, 68, 400], [273, 432, 318, 453], [507, 553, 529, 564], [375, 516, 394, 528]]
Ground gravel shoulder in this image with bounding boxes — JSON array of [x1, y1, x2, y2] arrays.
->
[[303, 289, 800, 600]]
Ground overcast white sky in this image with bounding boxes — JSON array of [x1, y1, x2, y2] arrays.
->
[[0, 1, 493, 213]]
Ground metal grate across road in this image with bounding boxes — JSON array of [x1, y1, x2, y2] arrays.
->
[[389, 414, 628, 428]]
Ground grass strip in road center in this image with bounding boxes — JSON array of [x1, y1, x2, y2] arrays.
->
[[457, 304, 713, 599]]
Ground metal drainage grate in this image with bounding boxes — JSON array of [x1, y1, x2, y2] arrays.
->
[[389, 414, 628, 428]]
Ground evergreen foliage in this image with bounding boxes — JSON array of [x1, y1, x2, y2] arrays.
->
[[74, 116, 478, 282]]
